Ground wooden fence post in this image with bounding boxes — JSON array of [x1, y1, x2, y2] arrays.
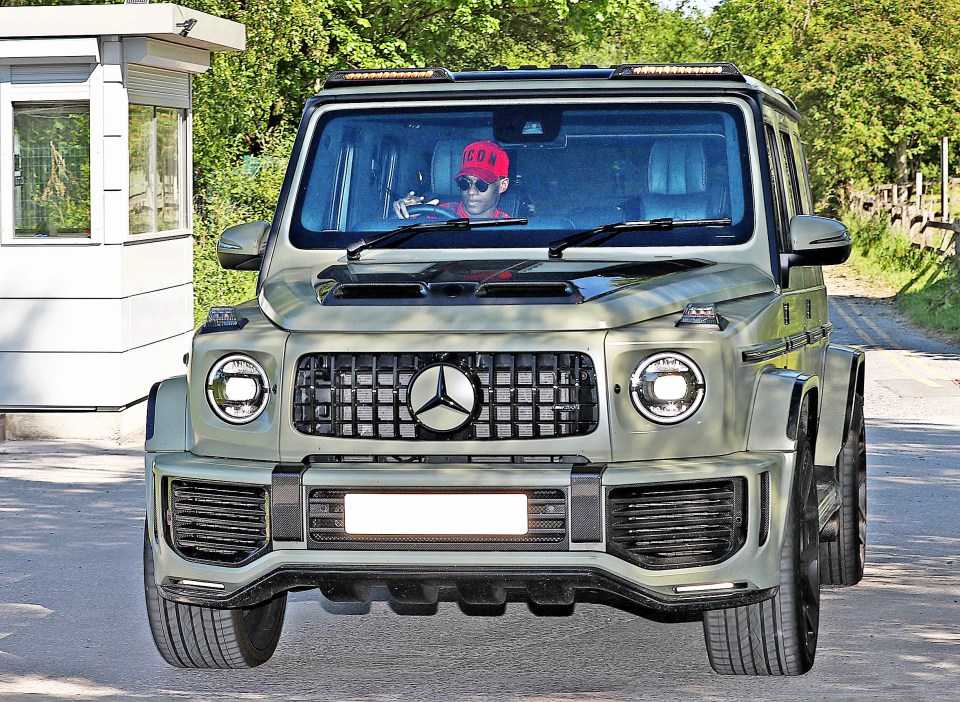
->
[[942, 137, 950, 220]]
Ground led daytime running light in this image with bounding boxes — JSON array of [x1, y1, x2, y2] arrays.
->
[[206, 354, 270, 425], [629, 352, 705, 424]]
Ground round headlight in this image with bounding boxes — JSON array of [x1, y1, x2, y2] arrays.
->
[[629, 352, 705, 424], [206, 354, 270, 424]]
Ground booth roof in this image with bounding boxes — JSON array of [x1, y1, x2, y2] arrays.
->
[[0, 3, 245, 53]]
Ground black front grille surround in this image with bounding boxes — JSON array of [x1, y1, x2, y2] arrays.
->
[[606, 478, 747, 569], [168, 479, 270, 566], [293, 352, 598, 441], [307, 488, 567, 550]]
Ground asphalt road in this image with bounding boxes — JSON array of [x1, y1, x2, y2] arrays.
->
[[1, 269, 959, 701]]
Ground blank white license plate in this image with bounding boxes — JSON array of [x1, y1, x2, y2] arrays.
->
[[343, 493, 528, 535]]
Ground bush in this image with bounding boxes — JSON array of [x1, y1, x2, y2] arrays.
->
[[192, 133, 292, 326]]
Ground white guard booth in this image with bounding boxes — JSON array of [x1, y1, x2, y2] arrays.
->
[[0, 4, 244, 440]]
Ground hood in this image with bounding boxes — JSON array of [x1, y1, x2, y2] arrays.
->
[[258, 258, 776, 333]]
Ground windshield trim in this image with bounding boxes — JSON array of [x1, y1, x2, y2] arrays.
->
[[268, 96, 767, 276]]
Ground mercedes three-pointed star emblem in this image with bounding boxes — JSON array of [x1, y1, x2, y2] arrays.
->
[[407, 363, 478, 433]]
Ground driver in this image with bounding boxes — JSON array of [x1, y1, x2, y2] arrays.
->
[[393, 140, 512, 219]]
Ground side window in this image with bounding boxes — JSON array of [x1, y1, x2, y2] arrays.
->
[[13, 101, 91, 238], [779, 130, 800, 218], [791, 134, 814, 213], [764, 123, 788, 246], [129, 105, 186, 234]]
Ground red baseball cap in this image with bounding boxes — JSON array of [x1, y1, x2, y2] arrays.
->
[[455, 141, 509, 182]]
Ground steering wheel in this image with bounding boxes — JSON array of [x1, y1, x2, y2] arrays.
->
[[404, 204, 459, 220]]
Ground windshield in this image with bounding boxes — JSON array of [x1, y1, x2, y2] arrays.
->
[[290, 102, 754, 250]]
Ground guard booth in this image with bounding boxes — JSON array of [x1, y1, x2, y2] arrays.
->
[[0, 4, 244, 440]]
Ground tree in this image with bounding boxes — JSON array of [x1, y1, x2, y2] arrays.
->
[[707, 0, 960, 201]]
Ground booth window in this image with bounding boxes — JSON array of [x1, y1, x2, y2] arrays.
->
[[13, 102, 91, 238], [130, 105, 183, 234]]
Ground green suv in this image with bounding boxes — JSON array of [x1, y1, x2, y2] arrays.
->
[[143, 63, 866, 675]]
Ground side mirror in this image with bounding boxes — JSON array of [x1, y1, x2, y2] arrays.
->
[[787, 215, 852, 266], [216, 222, 270, 271]]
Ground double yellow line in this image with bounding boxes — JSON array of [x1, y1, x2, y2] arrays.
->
[[831, 299, 950, 388]]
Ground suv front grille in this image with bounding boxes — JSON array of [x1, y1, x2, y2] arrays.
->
[[607, 479, 747, 569], [169, 480, 269, 565], [293, 352, 598, 440], [307, 488, 567, 550]]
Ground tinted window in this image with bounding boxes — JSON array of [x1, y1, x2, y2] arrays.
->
[[779, 131, 800, 218], [764, 123, 787, 243], [290, 104, 754, 250], [791, 134, 813, 213]]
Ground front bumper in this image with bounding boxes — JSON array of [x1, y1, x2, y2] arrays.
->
[[145, 450, 793, 615]]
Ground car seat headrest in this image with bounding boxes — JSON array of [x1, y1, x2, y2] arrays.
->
[[431, 140, 462, 195], [648, 140, 706, 195]]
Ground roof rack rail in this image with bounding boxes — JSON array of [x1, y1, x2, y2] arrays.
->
[[771, 87, 798, 111]]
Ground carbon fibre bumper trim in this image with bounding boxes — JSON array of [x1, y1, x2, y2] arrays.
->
[[159, 564, 777, 614]]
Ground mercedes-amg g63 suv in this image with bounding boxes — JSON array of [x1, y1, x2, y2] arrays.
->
[[144, 63, 866, 675]]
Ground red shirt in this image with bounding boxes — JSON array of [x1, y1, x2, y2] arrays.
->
[[440, 202, 512, 219]]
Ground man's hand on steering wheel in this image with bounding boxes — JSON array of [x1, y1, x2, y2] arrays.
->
[[403, 204, 458, 220], [393, 191, 442, 219]]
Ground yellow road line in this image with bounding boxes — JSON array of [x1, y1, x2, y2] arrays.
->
[[854, 311, 954, 381], [831, 300, 942, 388]]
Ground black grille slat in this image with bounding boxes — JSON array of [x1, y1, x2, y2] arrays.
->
[[293, 352, 598, 440], [307, 488, 567, 550], [170, 480, 269, 565], [607, 479, 747, 569]]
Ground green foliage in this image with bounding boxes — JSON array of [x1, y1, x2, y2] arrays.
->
[[842, 210, 960, 339], [191, 131, 291, 325], [708, 0, 960, 203]]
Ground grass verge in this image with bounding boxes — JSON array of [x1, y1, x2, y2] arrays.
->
[[841, 210, 960, 341]]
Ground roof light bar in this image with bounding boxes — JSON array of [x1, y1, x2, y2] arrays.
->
[[613, 63, 744, 81], [324, 68, 454, 88]]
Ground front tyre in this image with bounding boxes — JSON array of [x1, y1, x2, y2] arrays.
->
[[143, 526, 286, 668], [702, 430, 820, 675], [820, 394, 866, 586]]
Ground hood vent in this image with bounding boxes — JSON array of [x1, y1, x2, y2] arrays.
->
[[332, 282, 427, 299], [476, 281, 578, 299]]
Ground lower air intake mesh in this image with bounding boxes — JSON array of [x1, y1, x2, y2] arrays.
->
[[607, 478, 747, 569], [169, 480, 269, 565]]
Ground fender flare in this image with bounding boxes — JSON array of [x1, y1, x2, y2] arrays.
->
[[813, 344, 865, 467], [145, 375, 189, 453], [747, 368, 820, 452]]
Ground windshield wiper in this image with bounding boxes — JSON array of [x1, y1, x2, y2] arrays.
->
[[547, 217, 733, 259], [346, 217, 528, 261]]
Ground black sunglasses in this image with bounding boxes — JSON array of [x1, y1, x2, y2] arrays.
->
[[455, 176, 498, 193]]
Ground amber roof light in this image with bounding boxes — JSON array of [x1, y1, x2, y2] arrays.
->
[[612, 63, 744, 81], [324, 68, 454, 88]]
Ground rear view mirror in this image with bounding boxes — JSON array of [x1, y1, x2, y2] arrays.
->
[[787, 215, 851, 266], [217, 222, 270, 271]]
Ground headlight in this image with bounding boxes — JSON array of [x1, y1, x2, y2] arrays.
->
[[206, 354, 270, 424], [629, 352, 705, 424]]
